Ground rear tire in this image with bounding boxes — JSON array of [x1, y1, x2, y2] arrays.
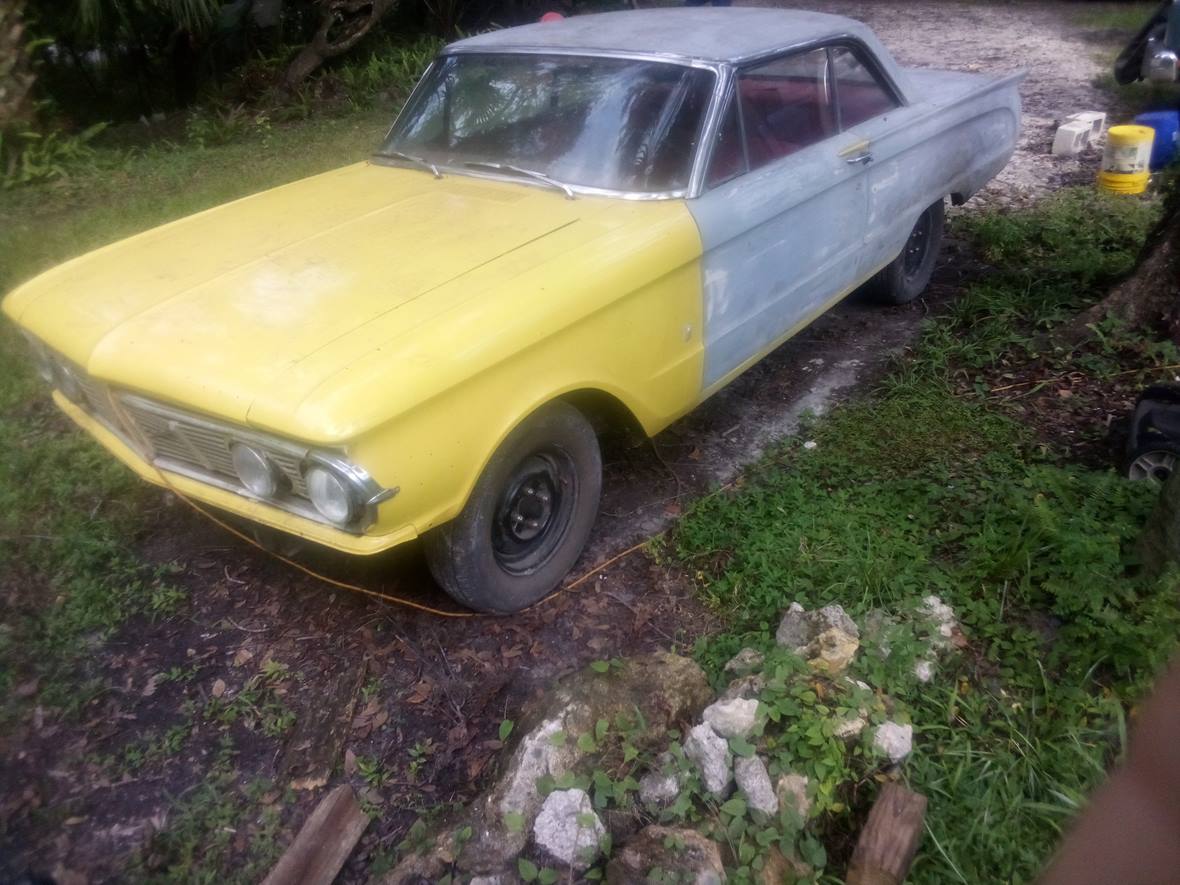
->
[[864, 198, 945, 305], [423, 402, 602, 614]]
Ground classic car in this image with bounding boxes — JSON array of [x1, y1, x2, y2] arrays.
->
[[3, 8, 1022, 613]]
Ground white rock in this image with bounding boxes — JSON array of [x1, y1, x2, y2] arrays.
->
[[723, 647, 765, 675], [873, 721, 914, 763], [833, 716, 867, 740], [639, 769, 681, 806], [776, 603, 859, 652], [721, 673, 766, 701], [921, 595, 959, 643], [702, 697, 759, 739], [734, 756, 778, 815], [684, 723, 733, 797], [532, 788, 606, 870], [775, 773, 812, 819], [803, 440, 818, 450], [914, 659, 935, 683], [496, 717, 573, 818]]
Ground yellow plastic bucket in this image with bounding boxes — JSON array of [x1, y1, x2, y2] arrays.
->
[[1097, 124, 1155, 195]]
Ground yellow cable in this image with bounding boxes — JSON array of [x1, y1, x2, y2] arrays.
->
[[155, 465, 652, 618]]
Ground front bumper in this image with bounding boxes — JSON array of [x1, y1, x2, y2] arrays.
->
[[54, 391, 418, 555]]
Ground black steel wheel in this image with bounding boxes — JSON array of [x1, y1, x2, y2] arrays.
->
[[863, 198, 945, 305], [424, 402, 602, 613]]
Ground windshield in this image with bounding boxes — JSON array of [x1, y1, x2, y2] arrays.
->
[[380, 53, 716, 194]]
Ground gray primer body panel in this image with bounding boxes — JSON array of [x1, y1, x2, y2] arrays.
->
[[448, 9, 1021, 395]]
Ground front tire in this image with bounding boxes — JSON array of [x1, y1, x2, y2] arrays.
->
[[864, 198, 945, 305], [424, 402, 602, 613]]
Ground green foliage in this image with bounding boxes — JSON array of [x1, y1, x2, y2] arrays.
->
[[334, 36, 444, 109], [185, 104, 271, 149], [674, 188, 1180, 882], [1, 121, 107, 188], [131, 737, 287, 884]]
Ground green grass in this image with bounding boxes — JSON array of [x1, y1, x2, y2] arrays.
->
[[1072, 2, 1159, 33], [674, 188, 1178, 883]]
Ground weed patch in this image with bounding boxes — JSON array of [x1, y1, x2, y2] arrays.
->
[[674, 188, 1180, 882]]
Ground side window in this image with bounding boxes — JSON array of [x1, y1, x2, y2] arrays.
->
[[737, 48, 835, 171], [831, 46, 899, 129], [705, 90, 746, 188]]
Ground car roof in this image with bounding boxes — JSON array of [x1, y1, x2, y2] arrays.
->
[[445, 8, 872, 65]]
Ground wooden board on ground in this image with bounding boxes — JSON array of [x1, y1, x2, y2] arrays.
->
[[846, 782, 928, 885], [262, 784, 369, 885]]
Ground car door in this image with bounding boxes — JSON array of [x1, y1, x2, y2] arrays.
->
[[687, 47, 873, 392], [826, 44, 924, 279]]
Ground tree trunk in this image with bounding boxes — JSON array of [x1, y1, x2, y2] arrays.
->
[[1056, 189, 1180, 345], [282, 0, 397, 90], [0, 0, 35, 129]]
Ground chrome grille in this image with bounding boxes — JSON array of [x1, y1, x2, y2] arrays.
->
[[118, 396, 310, 498], [72, 370, 124, 432]]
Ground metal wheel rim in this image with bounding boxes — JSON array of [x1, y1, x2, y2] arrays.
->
[[492, 449, 577, 574], [1128, 450, 1177, 485], [902, 208, 932, 279]]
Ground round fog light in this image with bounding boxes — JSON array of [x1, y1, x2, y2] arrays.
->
[[231, 444, 280, 498], [306, 466, 357, 525]]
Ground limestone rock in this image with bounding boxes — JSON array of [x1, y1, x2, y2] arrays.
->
[[721, 673, 766, 701], [723, 647, 765, 675], [873, 721, 914, 763], [378, 652, 710, 881], [533, 788, 605, 870], [734, 756, 777, 815], [804, 627, 859, 675], [606, 826, 725, 885], [684, 723, 732, 798], [776, 604, 860, 673], [638, 765, 681, 807], [775, 773, 812, 820], [832, 716, 867, 741], [701, 697, 759, 739], [774, 602, 810, 649], [920, 595, 961, 648], [757, 846, 812, 885]]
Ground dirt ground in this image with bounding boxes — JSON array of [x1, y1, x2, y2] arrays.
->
[[0, 3, 1142, 882]]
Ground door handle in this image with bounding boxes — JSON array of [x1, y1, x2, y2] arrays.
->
[[845, 152, 873, 166]]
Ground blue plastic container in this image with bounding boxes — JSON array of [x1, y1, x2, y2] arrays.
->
[[1135, 110, 1180, 170]]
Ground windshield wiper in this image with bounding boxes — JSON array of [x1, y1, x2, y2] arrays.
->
[[374, 149, 442, 179], [463, 161, 575, 199]]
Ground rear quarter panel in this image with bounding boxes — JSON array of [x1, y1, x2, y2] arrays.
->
[[860, 69, 1022, 271]]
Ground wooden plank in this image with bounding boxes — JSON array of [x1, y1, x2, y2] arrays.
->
[[262, 784, 369, 885], [845, 783, 928, 885]]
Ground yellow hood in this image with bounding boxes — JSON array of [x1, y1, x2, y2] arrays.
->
[[3, 162, 588, 425]]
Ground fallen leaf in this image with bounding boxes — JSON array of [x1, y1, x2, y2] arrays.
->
[[211, 679, 227, 698], [141, 674, 162, 697], [344, 749, 358, 775], [405, 681, 432, 704], [232, 648, 254, 667], [15, 679, 39, 698], [63, 816, 87, 826], [1058, 389, 1072, 398]]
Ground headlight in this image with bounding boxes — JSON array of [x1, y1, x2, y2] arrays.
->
[[306, 465, 359, 525], [231, 444, 282, 498]]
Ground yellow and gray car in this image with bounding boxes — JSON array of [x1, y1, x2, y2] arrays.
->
[[3, 8, 1022, 612]]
